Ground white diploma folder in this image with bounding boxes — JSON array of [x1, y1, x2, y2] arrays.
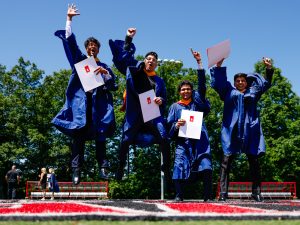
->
[[138, 89, 161, 123], [207, 39, 231, 68], [178, 110, 203, 140], [74, 57, 104, 92]]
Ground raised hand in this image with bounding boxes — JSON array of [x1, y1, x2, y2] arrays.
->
[[190, 48, 201, 61], [262, 57, 272, 69], [216, 58, 224, 67], [191, 48, 203, 68], [127, 28, 137, 38], [67, 3, 80, 21]]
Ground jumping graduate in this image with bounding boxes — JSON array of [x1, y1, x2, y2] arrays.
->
[[210, 57, 273, 202], [52, 4, 117, 184], [167, 50, 212, 202], [109, 28, 171, 182]]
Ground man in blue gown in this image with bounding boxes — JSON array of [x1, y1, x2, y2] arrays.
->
[[109, 28, 171, 182], [210, 57, 273, 201], [52, 4, 117, 184], [167, 50, 212, 201]]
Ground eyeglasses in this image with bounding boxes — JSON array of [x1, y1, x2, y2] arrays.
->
[[145, 57, 157, 63]]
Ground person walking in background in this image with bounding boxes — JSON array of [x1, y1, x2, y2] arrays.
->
[[167, 50, 213, 201], [48, 168, 59, 200], [38, 168, 47, 200], [109, 28, 171, 184], [5, 165, 20, 200], [52, 4, 118, 184], [210, 57, 273, 202]]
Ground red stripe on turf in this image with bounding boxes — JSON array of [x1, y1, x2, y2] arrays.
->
[[164, 203, 265, 214], [0, 203, 125, 214]]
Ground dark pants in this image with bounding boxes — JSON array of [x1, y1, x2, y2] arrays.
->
[[174, 169, 212, 200], [118, 122, 171, 175], [72, 139, 108, 169], [71, 92, 109, 169], [219, 154, 261, 195], [7, 182, 17, 199]]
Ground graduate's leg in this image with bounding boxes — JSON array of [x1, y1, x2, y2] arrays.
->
[[71, 135, 85, 185], [202, 169, 213, 201], [247, 154, 263, 201], [115, 140, 130, 180], [174, 179, 185, 201], [146, 121, 171, 173], [146, 121, 172, 188], [96, 140, 111, 179], [219, 154, 234, 201]]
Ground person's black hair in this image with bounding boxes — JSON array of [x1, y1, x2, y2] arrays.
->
[[145, 51, 158, 60], [177, 80, 193, 92], [234, 73, 247, 81], [84, 37, 101, 49]]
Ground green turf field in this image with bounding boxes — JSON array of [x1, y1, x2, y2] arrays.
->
[[0, 221, 300, 225]]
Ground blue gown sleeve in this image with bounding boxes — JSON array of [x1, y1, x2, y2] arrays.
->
[[193, 69, 210, 116], [54, 30, 86, 68], [210, 66, 233, 101], [245, 69, 273, 101], [167, 104, 179, 140], [109, 39, 138, 75]]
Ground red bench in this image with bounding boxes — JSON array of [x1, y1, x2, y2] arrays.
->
[[216, 181, 297, 199], [26, 181, 109, 199]]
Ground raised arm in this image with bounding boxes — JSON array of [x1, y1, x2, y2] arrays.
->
[[124, 28, 136, 51], [210, 59, 233, 101], [54, 4, 85, 68], [66, 4, 80, 38], [245, 57, 274, 100], [109, 28, 138, 75], [263, 57, 274, 83], [191, 49, 206, 99]]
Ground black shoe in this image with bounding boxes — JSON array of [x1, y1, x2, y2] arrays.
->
[[72, 168, 80, 185], [174, 197, 183, 202], [218, 193, 227, 201], [251, 193, 263, 202]]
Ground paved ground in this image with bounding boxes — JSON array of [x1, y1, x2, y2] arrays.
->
[[0, 199, 299, 221]]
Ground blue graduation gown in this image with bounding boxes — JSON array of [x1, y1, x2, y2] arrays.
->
[[109, 39, 167, 145], [210, 67, 272, 156], [52, 30, 117, 141], [167, 70, 212, 180]]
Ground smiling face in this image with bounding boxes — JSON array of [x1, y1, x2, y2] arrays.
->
[[86, 41, 99, 57], [179, 84, 192, 100], [144, 54, 158, 72], [234, 76, 247, 93]]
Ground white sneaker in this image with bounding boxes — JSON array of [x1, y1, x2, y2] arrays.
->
[[50, 197, 54, 200], [41, 197, 45, 201]]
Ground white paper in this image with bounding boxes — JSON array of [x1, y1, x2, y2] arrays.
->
[[74, 57, 105, 92], [138, 89, 161, 123], [207, 39, 231, 68], [178, 110, 203, 140]]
